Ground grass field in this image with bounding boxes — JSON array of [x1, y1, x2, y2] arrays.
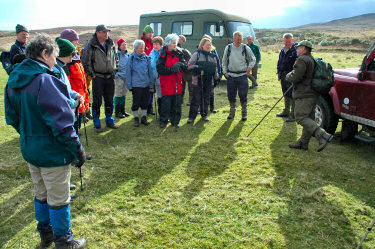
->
[[1, 48, 375, 248]]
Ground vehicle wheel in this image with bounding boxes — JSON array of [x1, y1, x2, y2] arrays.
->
[[315, 96, 338, 134]]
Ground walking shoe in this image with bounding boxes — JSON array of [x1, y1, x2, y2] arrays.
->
[[160, 122, 167, 129], [202, 116, 210, 122], [227, 102, 236, 120], [133, 117, 140, 127], [276, 111, 289, 118], [115, 112, 126, 119], [285, 117, 295, 122], [39, 225, 53, 249], [141, 116, 150, 126], [55, 238, 86, 249], [187, 119, 194, 124], [317, 132, 333, 152], [106, 123, 119, 129], [289, 140, 308, 151], [210, 109, 217, 113], [241, 116, 247, 121], [70, 184, 76, 191], [94, 127, 103, 133]]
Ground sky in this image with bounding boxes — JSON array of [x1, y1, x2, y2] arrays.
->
[[0, 0, 374, 30]]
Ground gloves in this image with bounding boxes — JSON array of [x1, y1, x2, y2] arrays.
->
[[192, 65, 203, 75], [171, 63, 181, 73], [75, 147, 86, 168]]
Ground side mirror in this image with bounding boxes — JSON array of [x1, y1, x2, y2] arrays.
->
[[357, 71, 366, 81]]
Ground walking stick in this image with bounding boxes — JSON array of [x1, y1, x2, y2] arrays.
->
[[247, 84, 293, 137], [356, 217, 375, 249], [82, 107, 89, 147], [175, 73, 178, 132], [200, 70, 205, 117], [154, 90, 158, 121], [79, 167, 84, 191]]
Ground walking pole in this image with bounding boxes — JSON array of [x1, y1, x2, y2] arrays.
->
[[175, 73, 178, 132], [247, 84, 293, 137], [154, 90, 158, 121], [82, 107, 89, 147], [200, 70, 205, 117], [356, 217, 375, 249], [79, 167, 84, 191]]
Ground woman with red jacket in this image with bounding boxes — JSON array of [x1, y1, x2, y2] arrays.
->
[[156, 34, 187, 129], [60, 29, 90, 131]]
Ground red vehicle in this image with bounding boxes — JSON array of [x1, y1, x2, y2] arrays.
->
[[316, 42, 375, 142]]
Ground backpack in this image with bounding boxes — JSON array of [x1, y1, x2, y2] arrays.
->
[[226, 44, 249, 73], [311, 58, 334, 94], [1, 51, 13, 75]]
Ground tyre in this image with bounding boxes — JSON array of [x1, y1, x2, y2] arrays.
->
[[315, 96, 338, 134]]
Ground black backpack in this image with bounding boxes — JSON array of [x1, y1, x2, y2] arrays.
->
[[311, 58, 334, 94], [1, 51, 13, 75], [226, 44, 249, 67]]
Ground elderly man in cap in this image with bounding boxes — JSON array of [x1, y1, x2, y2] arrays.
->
[[10, 24, 29, 65], [85, 24, 118, 133], [286, 40, 333, 152]]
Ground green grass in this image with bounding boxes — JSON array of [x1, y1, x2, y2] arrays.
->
[[1, 49, 375, 249]]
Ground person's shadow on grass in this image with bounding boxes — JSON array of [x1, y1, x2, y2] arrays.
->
[[270, 121, 375, 248], [183, 121, 244, 199]]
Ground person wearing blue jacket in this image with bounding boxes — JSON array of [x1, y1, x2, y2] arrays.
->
[[114, 38, 130, 118], [149, 36, 164, 117], [126, 39, 153, 127], [54, 38, 84, 110], [4, 34, 86, 249]]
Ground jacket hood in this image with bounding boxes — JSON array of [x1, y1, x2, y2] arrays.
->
[[7, 58, 50, 89]]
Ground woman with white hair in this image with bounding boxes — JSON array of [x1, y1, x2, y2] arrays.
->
[[126, 39, 154, 127], [156, 33, 187, 129]]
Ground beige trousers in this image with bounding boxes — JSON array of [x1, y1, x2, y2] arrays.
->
[[28, 164, 71, 207]]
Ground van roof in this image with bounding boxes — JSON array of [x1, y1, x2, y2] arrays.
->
[[140, 9, 252, 24]]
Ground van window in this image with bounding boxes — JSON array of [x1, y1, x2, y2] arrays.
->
[[227, 22, 256, 40], [204, 23, 224, 37], [150, 22, 162, 36], [172, 22, 193, 36]]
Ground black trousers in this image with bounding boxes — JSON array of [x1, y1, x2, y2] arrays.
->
[[131, 87, 149, 111], [189, 84, 211, 119], [160, 94, 182, 126], [92, 76, 115, 115]]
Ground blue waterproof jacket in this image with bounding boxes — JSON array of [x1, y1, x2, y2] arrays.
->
[[115, 50, 129, 81], [5, 58, 82, 167], [126, 52, 153, 90], [55, 59, 78, 109], [149, 48, 161, 86]]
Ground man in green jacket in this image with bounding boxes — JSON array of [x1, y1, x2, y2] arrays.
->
[[246, 35, 261, 89], [286, 40, 333, 152]]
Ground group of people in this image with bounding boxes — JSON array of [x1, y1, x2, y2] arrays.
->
[[4, 23, 333, 249]]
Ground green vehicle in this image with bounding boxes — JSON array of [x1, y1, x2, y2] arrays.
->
[[139, 9, 255, 58]]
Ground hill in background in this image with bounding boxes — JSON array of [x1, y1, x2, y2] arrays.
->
[[0, 13, 374, 52]]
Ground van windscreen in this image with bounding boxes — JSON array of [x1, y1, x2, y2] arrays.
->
[[227, 22, 256, 40]]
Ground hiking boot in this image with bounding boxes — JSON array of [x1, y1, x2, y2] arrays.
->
[[187, 119, 194, 124], [147, 105, 155, 115], [141, 116, 150, 126], [94, 127, 103, 133], [160, 122, 167, 129], [70, 184, 76, 191], [241, 102, 247, 121], [115, 105, 125, 119], [39, 225, 53, 249], [70, 194, 76, 202], [106, 123, 119, 129], [289, 140, 308, 151], [210, 109, 217, 113], [55, 238, 86, 249], [277, 98, 291, 117], [120, 104, 130, 117], [317, 131, 333, 152], [202, 116, 209, 122], [133, 117, 140, 127], [227, 102, 236, 120]]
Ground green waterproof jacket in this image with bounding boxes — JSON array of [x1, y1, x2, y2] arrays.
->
[[286, 52, 318, 99], [5, 59, 82, 167]]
